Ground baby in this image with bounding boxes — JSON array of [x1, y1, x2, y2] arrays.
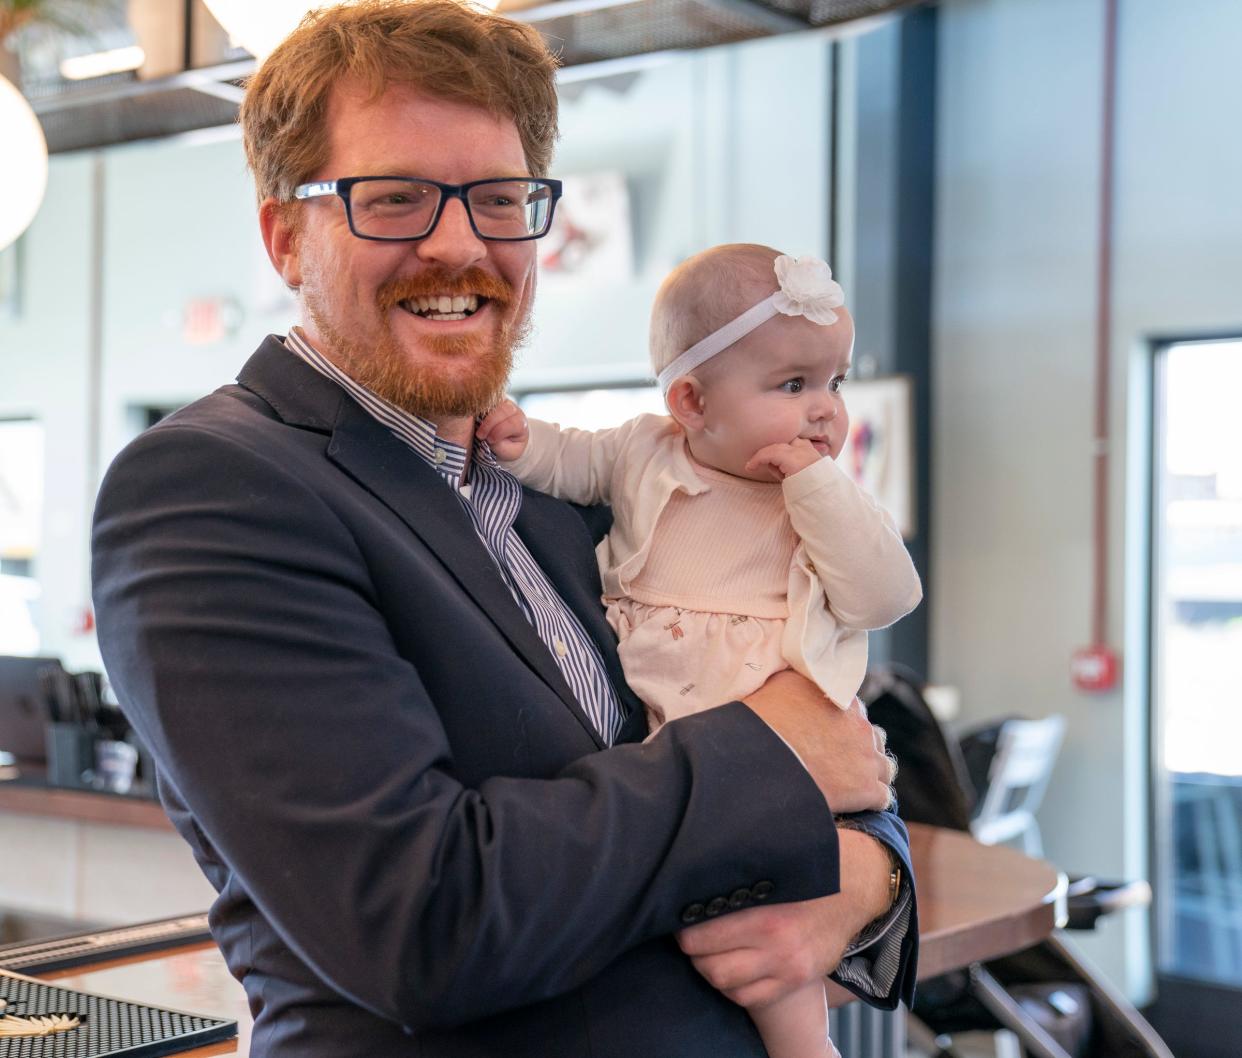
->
[[479, 243, 922, 1058]]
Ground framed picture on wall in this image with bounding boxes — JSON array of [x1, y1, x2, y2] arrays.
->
[[538, 170, 634, 285], [843, 375, 916, 539]]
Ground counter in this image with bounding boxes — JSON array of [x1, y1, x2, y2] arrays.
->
[[0, 770, 168, 831], [0, 768, 214, 927]]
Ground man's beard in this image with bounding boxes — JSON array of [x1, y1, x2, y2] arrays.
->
[[306, 266, 529, 420]]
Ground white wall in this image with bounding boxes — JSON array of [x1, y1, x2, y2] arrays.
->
[[933, 0, 1242, 1000], [520, 33, 832, 386]]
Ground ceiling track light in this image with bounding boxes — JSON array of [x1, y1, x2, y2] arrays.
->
[[59, 45, 147, 82]]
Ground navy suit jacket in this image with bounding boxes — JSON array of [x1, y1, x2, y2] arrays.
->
[[92, 338, 916, 1057]]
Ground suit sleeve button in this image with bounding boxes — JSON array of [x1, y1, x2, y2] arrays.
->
[[729, 888, 752, 909], [751, 880, 775, 900], [705, 896, 728, 916], [681, 903, 706, 924]]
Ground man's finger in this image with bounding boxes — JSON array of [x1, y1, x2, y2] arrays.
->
[[676, 904, 789, 957], [688, 951, 770, 993], [676, 918, 751, 957]]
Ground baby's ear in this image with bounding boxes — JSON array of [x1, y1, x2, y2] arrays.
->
[[665, 377, 707, 432]]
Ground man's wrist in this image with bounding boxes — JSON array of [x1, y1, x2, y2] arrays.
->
[[835, 823, 897, 925]]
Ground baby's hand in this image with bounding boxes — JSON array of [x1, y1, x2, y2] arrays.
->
[[745, 439, 824, 480], [477, 398, 529, 461]]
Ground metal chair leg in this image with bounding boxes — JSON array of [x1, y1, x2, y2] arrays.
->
[[968, 964, 1073, 1058]]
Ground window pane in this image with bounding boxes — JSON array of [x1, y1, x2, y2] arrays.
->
[[1154, 339, 1242, 986], [517, 386, 665, 430]]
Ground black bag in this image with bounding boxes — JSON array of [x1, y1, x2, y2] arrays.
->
[[1008, 983, 1094, 1057], [860, 664, 976, 831]]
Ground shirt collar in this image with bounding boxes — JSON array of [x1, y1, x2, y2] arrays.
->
[[284, 327, 476, 481]]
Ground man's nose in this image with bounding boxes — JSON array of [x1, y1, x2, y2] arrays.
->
[[416, 198, 487, 270]]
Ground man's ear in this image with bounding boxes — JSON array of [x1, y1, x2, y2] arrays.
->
[[259, 197, 303, 290], [665, 376, 707, 432]]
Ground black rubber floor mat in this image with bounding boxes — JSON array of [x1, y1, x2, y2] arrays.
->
[[0, 968, 236, 1057]]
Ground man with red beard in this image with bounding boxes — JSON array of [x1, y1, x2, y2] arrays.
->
[[90, 3, 917, 1056]]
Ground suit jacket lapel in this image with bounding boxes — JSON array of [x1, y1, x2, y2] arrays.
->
[[236, 339, 602, 745]]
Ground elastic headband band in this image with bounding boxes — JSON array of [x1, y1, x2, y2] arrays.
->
[[657, 253, 845, 395]]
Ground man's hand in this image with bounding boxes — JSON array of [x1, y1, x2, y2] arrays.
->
[[476, 398, 529, 461], [744, 439, 823, 481], [743, 670, 892, 814], [676, 829, 895, 1008]]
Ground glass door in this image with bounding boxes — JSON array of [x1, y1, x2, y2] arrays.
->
[[1150, 338, 1242, 1044]]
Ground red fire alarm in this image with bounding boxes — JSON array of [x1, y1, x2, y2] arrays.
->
[[1071, 645, 1119, 691]]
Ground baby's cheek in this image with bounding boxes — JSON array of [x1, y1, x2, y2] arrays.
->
[[830, 423, 849, 460]]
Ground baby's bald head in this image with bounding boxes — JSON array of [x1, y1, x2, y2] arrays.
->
[[649, 243, 785, 378]]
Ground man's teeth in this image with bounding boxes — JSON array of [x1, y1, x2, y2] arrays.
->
[[400, 293, 482, 320]]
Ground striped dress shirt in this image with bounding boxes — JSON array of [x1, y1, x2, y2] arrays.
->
[[284, 329, 624, 744]]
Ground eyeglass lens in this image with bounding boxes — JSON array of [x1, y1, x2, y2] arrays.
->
[[347, 179, 555, 239]]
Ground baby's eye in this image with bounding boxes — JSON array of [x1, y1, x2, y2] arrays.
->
[[830, 374, 848, 393], [780, 378, 805, 394]]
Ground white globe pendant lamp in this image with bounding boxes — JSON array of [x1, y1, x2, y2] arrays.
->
[[0, 72, 48, 252]]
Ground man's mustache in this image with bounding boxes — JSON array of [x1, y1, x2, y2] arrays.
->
[[377, 268, 514, 310]]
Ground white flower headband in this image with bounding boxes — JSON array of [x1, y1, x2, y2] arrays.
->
[[657, 254, 846, 394]]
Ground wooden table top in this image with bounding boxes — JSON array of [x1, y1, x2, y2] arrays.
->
[[36, 824, 1064, 1056]]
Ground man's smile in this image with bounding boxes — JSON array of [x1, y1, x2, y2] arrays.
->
[[399, 293, 483, 321], [379, 266, 514, 328]]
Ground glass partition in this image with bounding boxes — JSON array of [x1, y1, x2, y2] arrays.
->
[[0, 419, 44, 655]]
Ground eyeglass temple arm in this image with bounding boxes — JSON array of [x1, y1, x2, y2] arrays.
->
[[293, 181, 338, 200]]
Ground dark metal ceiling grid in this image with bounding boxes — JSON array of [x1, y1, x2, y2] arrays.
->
[[808, 0, 924, 26], [541, 0, 787, 67], [20, 0, 927, 154], [37, 84, 242, 153]]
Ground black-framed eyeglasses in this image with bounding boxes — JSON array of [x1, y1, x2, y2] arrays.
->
[[292, 176, 563, 242]]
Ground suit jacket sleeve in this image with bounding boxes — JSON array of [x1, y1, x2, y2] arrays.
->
[[91, 419, 842, 1034]]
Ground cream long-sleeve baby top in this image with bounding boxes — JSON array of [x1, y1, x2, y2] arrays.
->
[[502, 413, 922, 727]]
